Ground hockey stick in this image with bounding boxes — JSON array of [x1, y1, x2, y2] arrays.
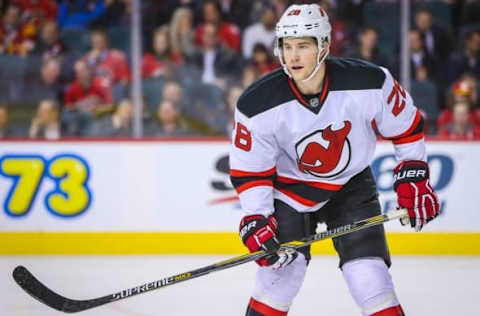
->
[[12, 208, 408, 313]]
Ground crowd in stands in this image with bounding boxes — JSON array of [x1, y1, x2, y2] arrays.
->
[[0, 0, 479, 139]]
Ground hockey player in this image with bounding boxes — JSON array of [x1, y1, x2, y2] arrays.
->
[[230, 4, 439, 316]]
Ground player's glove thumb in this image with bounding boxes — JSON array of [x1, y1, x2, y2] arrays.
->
[[239, 215, 296, 268]]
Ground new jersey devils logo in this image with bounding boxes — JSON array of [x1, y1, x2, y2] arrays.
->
[[295, 121, 352, 178]]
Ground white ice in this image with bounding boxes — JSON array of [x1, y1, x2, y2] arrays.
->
[[1, 256, 479, 315]]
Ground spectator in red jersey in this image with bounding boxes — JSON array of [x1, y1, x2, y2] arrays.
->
[[64, 59, 113, 115], [14, 0, 57, 22], [0, 104, 13, 138], [248, 43, 279, 76], [62, 59, 113, 136], [438, 100, 480, 139], [0, 4, 37, 56], [84, 28, 130, 85], [142, 25, 179, 80], [438, 76, 480, 129], [32, 19, 67, 60], [83, 28, 130, 102], [169, 7, 195, 61], [195, 0, 240, 52], [29, 98, 61, 139]]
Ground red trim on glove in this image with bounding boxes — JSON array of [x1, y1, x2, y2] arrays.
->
[[249, 298, 288, 316]]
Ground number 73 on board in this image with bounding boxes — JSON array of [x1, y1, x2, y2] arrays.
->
[[0, 154, 92, 218]]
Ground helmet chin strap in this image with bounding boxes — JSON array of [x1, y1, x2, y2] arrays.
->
[[301, 46, 329, 83]]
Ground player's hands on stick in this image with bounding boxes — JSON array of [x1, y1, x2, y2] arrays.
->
[[239, 215, 297, 268], [393, 160, 439, 231]]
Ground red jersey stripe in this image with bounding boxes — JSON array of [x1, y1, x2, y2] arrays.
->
[[371, 305, 405, 316], [388, 109, 422, 140], [230, 167, 276, 178], [276, 175, 343, 191], [248, 298, 287, 316], [236, 180, 273, 194], [275, 187, 318, 207], [392, 132, 424, 145]]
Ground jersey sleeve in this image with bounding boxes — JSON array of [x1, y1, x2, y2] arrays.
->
[[374, 67, 426, 162], [229, 108, 277, 217]]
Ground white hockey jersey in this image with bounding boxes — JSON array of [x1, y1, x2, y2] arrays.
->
[[230, 58, 426, 216]]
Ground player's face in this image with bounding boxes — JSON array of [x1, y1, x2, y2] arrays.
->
[[282, 37, 319, 81]]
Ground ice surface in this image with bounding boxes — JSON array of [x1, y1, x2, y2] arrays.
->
[[1, 256, 479, 315]]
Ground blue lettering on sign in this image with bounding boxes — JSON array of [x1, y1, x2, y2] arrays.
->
[[371, 154, 454, 192]]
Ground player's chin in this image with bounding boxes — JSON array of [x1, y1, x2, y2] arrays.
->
[[291, 73, 308, 81]]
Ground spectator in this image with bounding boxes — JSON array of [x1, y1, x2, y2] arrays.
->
[[32, 19, 67, 60], [224, 84, 243, 135], [169, 7, 195, 61], [84, 29, 130, 85], [0, 4, 37, 56], [439, 76, 480, 128], [409, 28, 437, 82], [14, 0, 57, 22], [217, 0, 252, 30], [242, 5, 276, 59], [438, 100, 480, 139], [57, 0, 105, 30], [188, 22, 243, 88], [0, 104, 13, 138], [447, 29, 480, 85], [90, 0, 127, 28], [33, 57, 64, 103], [318, 0, 350, 57], [411, 65, 439, 134], [146, 100, 191, 137], [64, 59, 113, 115], [88, 99, 133, 137], [162, 80, 184, 108], [460, 0, 480, 29], [29, 99, 60, 139], [241, 65, 260, 89], [344, 26, 390, 69], [142, 25, 179, 80], [249, 42, 279, 76], [414, 6, 452, 61], [84, 28, 130, 102], [195, 0, 241, 52]]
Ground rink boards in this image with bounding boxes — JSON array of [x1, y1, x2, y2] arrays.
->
[[0, 139, 479, 255]]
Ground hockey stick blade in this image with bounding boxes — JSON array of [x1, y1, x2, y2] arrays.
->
[[13, 265, 111, 313], [12, 208, 408, 313]]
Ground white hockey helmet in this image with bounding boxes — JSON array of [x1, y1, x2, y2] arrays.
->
[[274, 4, 332, 81]]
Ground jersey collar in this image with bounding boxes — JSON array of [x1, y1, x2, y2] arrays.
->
[[287, 70, 329, 114]]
